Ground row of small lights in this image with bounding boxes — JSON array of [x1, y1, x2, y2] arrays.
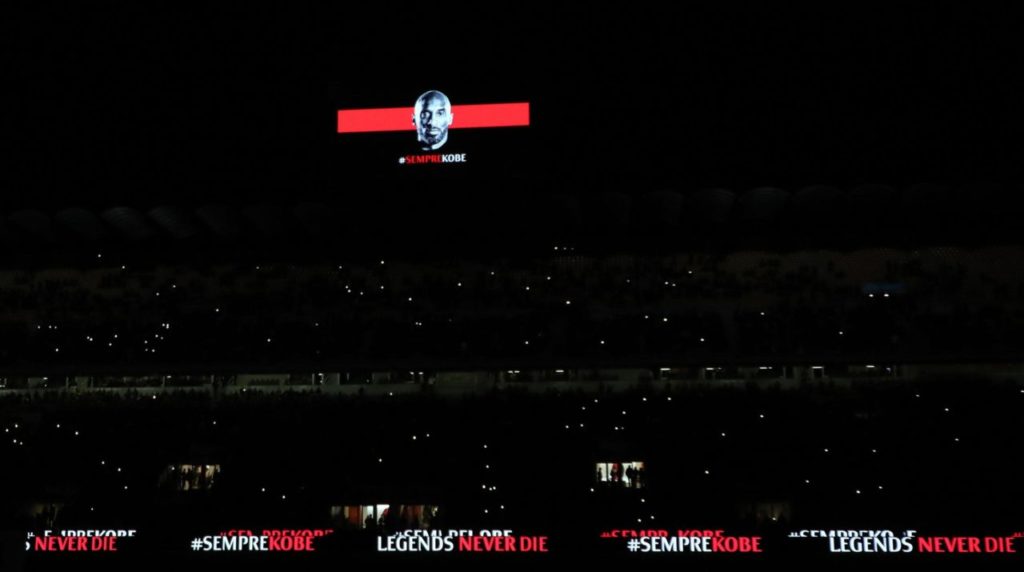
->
[[571, 391, 994, 499], [4, 385, 1018, 508]]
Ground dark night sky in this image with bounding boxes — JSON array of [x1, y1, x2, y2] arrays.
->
[[3, 6, 1021, 209]]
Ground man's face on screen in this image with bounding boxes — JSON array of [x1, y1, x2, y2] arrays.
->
[[414, 93, 452, 150]]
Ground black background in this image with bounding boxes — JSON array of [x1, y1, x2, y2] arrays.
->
[[4, 6, 1021, 208]]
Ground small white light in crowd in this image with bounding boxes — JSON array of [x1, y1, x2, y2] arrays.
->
[[699, 337, 705, 342], [869, 294, 875, 298], [74, 431, 79, 436], [805, 479, 811, 484], [380, 260, 385, 265], [823, 448, 829, 453], [704, 469, 710, 475], [856, 489, 861, 494], [954, 437, 960, 442], [721, 432, 726, 437], [408, 297, 413, 302], [641, 498, 646, 503], [644, 315, 649, 319], [483, 444, 488, 449], [663, 317, 668, 322], [525, 286, 530, 291], [117, 467, 122, 472], [524, 340, 530, 345], [884, 293, 890, 298], [760, 312, 765, 316], [590, 488, 595, 492], [600, 340, 605, 345], [546, 276, 551, 281], [484, 509, 489, 514], [878, 485, 884, 490], [266, 338, 271, 343], [838, 331, 844, 335], [281, 495, 286, 500], [500, 505, 505, 510], [457, 282, 462, 287], [97, 253, 102, 259], [412, 435, 417, 440], [378, 458, 383, 463], [490, 271, 495, 276], [124, 486, 128, 491], [759, 414, 765, 419], [565, 300, 571, 305], [261, 488, 266, 492], [56, 424, 60, 429]]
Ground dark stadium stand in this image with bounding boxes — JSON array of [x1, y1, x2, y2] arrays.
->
[[1, 244, 1023, 371], [4, 4, 1023, 570]]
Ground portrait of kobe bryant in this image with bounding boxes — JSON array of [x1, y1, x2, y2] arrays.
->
[[413, 90, 453, 151]]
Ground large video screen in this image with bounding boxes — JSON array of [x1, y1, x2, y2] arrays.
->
[[330, 85, 532, 181]]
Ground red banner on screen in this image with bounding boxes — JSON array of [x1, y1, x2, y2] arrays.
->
[[337, 103, 530, 133]]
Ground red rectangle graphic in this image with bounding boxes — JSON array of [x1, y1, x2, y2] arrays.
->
[[337, 102, 529, 133]]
